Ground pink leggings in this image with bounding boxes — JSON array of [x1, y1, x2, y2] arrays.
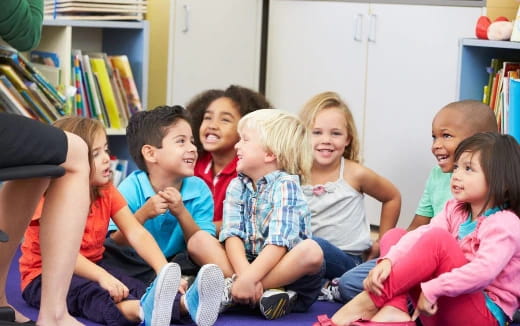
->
[[371, 227, 498, 326]]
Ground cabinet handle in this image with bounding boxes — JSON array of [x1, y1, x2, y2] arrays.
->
[[353, 13, 363, 42], [182, 4, 190, 33], [368, 14, 377, 43]]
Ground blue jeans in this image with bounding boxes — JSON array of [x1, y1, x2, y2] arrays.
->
[[337, 258, 376, 302], [313, 237, 363, 280]]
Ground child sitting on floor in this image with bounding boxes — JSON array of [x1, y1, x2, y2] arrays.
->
[[186, 85, 271, 233], [19, 117, 224, 326], [188, 109, 325, 320], [330, 100, 499, 303], [319, 132, 520, 326], [299, 91, 401, 283], [102, 106, 217, 281]]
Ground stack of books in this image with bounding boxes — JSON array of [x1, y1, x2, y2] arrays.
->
[[44, 0, 147, 21], [0, 45, 66, 123], [70, 50, 143, 130], [483, 58, 520, 142]]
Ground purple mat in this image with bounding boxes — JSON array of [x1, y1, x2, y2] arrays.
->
[[7, 247, 341, 325]]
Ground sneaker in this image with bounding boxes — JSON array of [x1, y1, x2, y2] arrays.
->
[[317, 279, 341, 302], [184, 264, 224, 326], [219, 276, 235, 313], [259, 288, 297, 320], [140, 262, 181, 326]]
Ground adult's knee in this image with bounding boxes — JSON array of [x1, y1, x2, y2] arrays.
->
[[63, 132, 89, 173]]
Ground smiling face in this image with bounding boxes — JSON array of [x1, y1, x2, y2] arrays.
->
[[311, 107, 350, 168], [155, 119, 198, 177], [451, 150, 489, 216], [199, 97, 241, 156], [431, 107, 477, 172], [235, 126, 273, 182], [91, 130, 111, 187]]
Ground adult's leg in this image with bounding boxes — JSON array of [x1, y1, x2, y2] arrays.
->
[[38, 132, 90, 326], [0, 178, 50, 322]]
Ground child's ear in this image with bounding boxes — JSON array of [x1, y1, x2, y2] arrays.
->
[[264, 151, 277, 163], [141, 145, 157, 163]]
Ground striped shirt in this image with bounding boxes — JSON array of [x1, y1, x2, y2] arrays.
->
[[219, 170, 311, 256]]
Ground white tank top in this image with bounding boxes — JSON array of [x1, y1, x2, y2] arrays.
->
[[302, 158, 371, 254]]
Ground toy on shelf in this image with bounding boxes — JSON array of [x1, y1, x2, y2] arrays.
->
[[475, 16, 513, 41]]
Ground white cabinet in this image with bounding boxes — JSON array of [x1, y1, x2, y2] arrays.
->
[[267, 1, 482, 227], [166, 0, 263, 106]]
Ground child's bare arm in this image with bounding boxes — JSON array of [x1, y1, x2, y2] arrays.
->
[[357, 166, 401, 236], [112, 206, 168, 274], [224, 236, 250, 275], [159, 187, 200, 241], [74, 254, 129, 303], [407, 214, 431, 231]]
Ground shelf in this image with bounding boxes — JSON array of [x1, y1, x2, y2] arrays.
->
[[457, 38, 520, 100], [43, 20, 147, 29]]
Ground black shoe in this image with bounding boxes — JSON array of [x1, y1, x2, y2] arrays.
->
[[0, 306, 35, 325]]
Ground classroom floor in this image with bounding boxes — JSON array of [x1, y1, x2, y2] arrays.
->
[[6, 246, 342, 325]]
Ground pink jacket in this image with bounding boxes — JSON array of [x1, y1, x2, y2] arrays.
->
[[385, 199, 520, 318]]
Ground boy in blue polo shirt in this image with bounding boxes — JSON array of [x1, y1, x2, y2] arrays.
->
[[103, 105, 217, 283]]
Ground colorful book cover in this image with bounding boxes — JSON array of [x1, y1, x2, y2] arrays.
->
[[110, 55, 142, 114], [509, 78, 520, 143], [90, 57, 121, 129]]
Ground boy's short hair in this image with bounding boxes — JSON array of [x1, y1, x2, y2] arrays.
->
[[238, 109, 312, 183], [127, 105, 191, 172], [443, 100, 498, 134]]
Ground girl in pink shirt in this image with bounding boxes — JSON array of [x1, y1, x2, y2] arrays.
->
[[317, 132, 520, 326]]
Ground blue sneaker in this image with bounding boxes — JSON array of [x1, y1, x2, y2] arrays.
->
[[140, 262, 181, 326], [184, 264, 224, 326]]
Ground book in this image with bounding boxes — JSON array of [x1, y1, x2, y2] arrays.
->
[[30, 62, 61, 88], [30, 50, 60, 67], [485, 58, 502, 106], [82, 54, 104, 125], [0, 80, 31, 117], [509, 78, 520, 143], [44, 0, 147, 20], [110, 55, 142, 115], [90, 57, 122, 129], [0, 75, 33, 118]]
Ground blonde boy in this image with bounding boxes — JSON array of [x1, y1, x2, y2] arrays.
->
[[189, 109, 324, 320]]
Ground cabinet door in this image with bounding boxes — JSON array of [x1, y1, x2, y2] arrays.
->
[[167, 0, 262, 106], [363, 4, 482, 227], [266, 0, 369, 129]]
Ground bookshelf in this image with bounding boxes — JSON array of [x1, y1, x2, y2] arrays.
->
[[457, 38, 520, 101], [37, 19, 150, 173]]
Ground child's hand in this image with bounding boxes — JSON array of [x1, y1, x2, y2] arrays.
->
[[178, 278, 188, 294], [98, 273, 129, 303], [363, 258, 391, 295], [231, 275, 260, 306], [158, 187, 186, 216], [412, 292, 438, 319], [142, 194, 169, 219]]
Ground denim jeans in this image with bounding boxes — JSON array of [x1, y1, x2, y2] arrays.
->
[[313, 237, 363, 281], [338, 258, 376, 302]]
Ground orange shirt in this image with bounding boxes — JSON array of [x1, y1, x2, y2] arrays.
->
[[19, 183, 126, 290]]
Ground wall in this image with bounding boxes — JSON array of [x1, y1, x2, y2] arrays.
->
[[486, 0, 519, 20], [145, 0, 171, 109]]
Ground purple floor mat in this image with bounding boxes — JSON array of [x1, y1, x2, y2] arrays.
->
[[6, 247, 341, 325]]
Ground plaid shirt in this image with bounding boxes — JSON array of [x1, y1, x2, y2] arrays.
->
[[219, 170, 311, 256]]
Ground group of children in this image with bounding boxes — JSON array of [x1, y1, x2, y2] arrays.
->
[[2, 84, 520, 326]]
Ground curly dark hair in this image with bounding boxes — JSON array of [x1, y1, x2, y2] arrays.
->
[[126, 105, 191, 172], [185, 85, 272, 153]]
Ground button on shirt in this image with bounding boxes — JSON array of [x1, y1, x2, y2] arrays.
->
[[219, 170, 311, 256]]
